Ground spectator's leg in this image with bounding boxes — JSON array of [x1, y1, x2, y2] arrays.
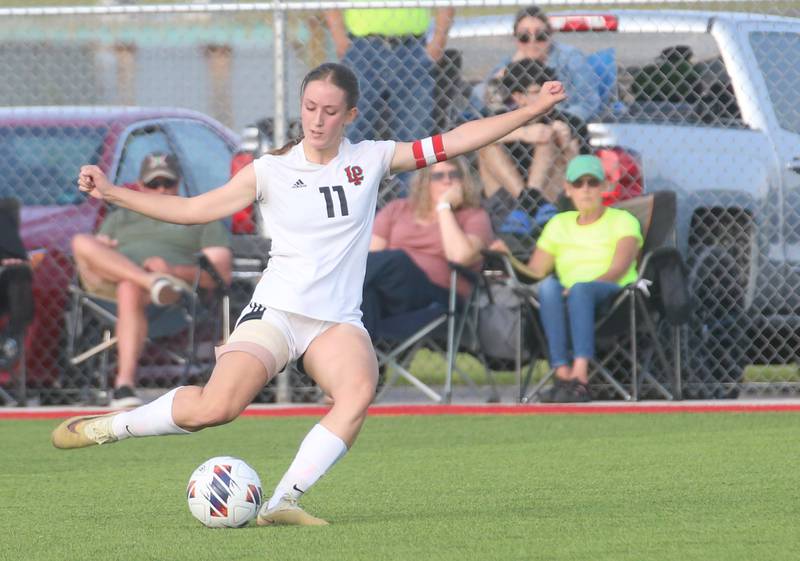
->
[[360, 285, 381, 340], [72, 233, 152, 290], [483, 186, 517, 233], [387, 39, 435, 141], [526, 126, 558, 202], [547, 121, 579, 200], [566, 281, 621, 384], [363, 250, 443, 324], [114, 279, 149, 390], [344, 38, 388, 142], [537, 276, 571, 380], [477, 143, 525, 199]]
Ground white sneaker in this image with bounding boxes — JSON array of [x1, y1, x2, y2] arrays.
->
[[150, 274, 192, 306], [256, 494, 329, 526], [51, 413, 118, 449]]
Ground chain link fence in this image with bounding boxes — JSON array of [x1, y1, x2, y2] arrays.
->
[[0, 0, 799, 405]]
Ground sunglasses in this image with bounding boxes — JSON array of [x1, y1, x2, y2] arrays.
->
[[144, 178, 178, 189], [430, 170, 464, 182], [570, 177, 603, 189], [516, 30, 551, 43]]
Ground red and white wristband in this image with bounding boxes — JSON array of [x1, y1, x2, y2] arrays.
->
[[411, 134, 447, 169]]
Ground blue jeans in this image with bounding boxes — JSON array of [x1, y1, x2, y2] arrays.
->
[[361, 250, 450, 340], [538, 276, 621, 368], [343, 36, 435, 142]]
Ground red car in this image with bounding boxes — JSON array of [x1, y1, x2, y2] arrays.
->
[[0, 107, 246, 401]]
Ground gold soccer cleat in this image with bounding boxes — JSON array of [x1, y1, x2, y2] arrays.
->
[[51, 414, 118, 449], [256, 494, 329, 526]]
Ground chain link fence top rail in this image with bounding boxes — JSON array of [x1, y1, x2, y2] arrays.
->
[[0, 0, 799, 404]]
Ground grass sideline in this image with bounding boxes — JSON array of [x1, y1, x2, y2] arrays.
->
[[402, 349, 800, 388], [5, 413, 800, 561]]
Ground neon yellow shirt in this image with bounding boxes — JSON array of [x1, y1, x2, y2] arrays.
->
[[344, 7, 430, 37], [536, 207, 642, 289]]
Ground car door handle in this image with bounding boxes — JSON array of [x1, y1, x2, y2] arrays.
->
[[789, 157, 800, 174]]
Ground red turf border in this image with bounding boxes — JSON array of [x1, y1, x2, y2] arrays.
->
[[3, 402, 800, 420]]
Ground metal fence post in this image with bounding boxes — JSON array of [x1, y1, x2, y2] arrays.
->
[[273, 0, 291, 404], [273, 0, 288, 148]]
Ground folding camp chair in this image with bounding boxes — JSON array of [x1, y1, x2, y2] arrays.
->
[[62, 254, 230, 404], [487, 191, 689, 402], [0, 198, 37, 406], [373, 264, 500, 404], [473, 255, 550, 402], [0, 264, 31, 406]]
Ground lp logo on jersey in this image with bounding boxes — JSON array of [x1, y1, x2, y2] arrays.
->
[[345, 165, 364, 186]]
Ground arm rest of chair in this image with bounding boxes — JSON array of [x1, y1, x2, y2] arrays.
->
[[636, 246, 692, 326], [481, 249, 540, 285], [195, 253, 229, 296], [638, 246, 685, 277], [447, 261, 480, 286]]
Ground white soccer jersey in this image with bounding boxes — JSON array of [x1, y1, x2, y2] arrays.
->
[[250, 138, 396, 324]]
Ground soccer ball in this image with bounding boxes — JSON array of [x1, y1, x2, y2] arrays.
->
[[186, 456, 263, 528]]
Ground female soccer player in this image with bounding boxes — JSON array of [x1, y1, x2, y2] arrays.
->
[[52, 63, 566, 526]]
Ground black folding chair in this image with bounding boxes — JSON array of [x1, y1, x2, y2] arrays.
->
[[486, 191, 690, 402], [0, 198, 36, 406], [373, 264, 500, 404], [62, 254, 229, 404], [473, 256, 550, 402]]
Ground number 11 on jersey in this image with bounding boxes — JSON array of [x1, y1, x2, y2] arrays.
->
[[318, 185, 349, 218]]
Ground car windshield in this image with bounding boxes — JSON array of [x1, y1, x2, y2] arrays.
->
[[0, 125, 106, 205], [750, 30, 800, 135]]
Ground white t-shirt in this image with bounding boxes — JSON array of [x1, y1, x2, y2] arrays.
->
[[251, 138, 396, 324]]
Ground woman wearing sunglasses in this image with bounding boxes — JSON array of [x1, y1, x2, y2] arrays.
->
[[475, 5, 600, 122], [361, 157, 492, 340], [523, 155, 642, 403]]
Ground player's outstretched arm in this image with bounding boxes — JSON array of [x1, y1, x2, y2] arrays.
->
[[390, 81, 566, 174], [78, 163, 257, 225]]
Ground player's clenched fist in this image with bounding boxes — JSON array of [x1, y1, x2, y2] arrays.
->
[[530, 80, 567, 114], [78, 165, 114, 200]]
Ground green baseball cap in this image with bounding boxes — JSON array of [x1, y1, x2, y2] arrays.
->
[[566, 155, 605, 183]]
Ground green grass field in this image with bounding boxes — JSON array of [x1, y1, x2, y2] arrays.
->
[[3, 412, 800, 561]]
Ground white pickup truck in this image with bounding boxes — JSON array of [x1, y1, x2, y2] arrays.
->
[[448, 10, 800, 396]]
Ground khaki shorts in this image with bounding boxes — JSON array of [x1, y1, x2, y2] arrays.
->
[[79, 274, 118, 301]]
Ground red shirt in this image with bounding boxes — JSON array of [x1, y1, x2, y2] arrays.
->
[[373, 199, 494, 296]]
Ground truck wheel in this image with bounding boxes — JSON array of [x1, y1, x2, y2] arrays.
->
[[682, 246, 748, 399]]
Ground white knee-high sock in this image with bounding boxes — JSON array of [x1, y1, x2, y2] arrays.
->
[[267, 423, 348, 509], [110, 388, 190, 440]]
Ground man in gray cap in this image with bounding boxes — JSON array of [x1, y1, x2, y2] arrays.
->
[[71, 152, 232, 407]]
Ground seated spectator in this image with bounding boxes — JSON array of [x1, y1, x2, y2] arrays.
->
[[71, 153, 233, 407], [362, 157, 493, 340], [515, 155, 642, 402], [478, 59, 587, 259], [632, 45, 703, 105], [471, 5, 601, 122], [0, 200, 34, 367]]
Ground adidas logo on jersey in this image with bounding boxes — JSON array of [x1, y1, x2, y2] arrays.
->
[[291, 179, 307, 189]]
